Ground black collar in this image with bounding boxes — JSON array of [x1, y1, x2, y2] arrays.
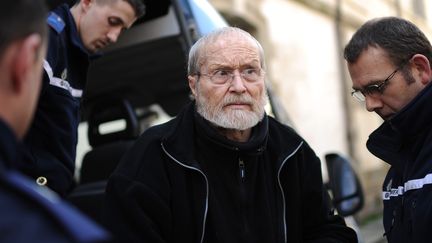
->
[[0, 119, 19, 172], [194, 107, 268, 156]]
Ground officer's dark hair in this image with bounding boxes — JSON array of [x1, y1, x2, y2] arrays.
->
[[121, 0, 146, 18], [344, 17, 432, 68], [344, 17, 432, 84], [76, 0, 146, 18], [0, 0, 48, 56]]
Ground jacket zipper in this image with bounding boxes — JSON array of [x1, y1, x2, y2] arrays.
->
[[162, 141, 304, 243], [161, 143, 209, 243], [238, 157, 249, 238], [239, 158, 245, 181], [277, 142, 303, 243]]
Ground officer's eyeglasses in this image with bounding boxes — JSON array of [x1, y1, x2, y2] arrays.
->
[[351, 66, 404, 102], [197, 68, 265, 85]]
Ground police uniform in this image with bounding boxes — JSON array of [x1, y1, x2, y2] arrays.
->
[[367, 83, 432, 242], [0, 119, 110, 243], [19, 4, 91, 196]]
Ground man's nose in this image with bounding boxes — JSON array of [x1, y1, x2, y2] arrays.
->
[[107, 27, 122, 43], [365, 95, 382, 112], [228, 71, 247, 93]]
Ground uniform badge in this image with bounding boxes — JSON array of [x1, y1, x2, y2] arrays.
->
[[386, 179, 393, 191], [61, 68, 67, 80], [47, 12, 65, 34]]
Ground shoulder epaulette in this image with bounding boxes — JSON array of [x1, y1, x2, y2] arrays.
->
[[47, 12, 65, 34]]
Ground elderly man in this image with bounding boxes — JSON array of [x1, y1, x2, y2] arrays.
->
[[344, 17, 432, 243], [19, 0, 146, 196], [104, 27, 357, 242], [0, 0, 109, 241]]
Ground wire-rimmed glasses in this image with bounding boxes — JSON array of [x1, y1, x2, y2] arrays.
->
[[351, 67, 400, 102], [197, 68, 265, 85]]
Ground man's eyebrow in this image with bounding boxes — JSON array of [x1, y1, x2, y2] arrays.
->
[[207, 63, 231, 70], [352, 78, 385, 90], [110, 16, 128, 28]]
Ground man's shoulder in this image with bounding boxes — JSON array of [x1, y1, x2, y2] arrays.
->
[[0, 171, 109, 242], [266, 115, 306, 152], [47, 12, 66, 34], [267, 116, 301, 138], [47, 4, 72, 35], [133, 117, 178, 148]]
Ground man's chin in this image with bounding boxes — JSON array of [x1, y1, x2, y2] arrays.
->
[[379, 113, 394, 121], [86, 44, 101, 54]]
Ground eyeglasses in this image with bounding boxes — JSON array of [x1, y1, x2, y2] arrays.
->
[[351, 67, 400, 102], [197, 68, 265, 85]]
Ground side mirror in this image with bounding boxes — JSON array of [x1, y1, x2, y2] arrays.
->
[[325, 153, 364, 216]]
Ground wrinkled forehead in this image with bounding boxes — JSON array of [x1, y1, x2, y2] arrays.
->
[[200, 34, 261, 68]]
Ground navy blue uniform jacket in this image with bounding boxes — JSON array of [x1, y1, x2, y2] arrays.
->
[[367, 83, 432, 242], [0, 119, 109, 243], [19, 4, 90, 196]]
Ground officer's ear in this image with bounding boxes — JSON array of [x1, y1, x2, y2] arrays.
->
[[81, 0, 94, 12], [410, 54, 432, 86], [11, 34, 43, 94]]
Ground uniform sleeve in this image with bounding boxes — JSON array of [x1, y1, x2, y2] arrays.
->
[[300, 145, 358, 243], [18, 23, 78, 197]]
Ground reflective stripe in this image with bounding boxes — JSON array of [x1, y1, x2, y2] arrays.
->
[[43, 60, 82, 98], [405, 173, 432, 191], [382, 173, 432, 200], [382, 186, 403, 200]]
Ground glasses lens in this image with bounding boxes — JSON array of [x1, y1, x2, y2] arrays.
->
[[211, 70, 231, 84], [241, 68, 262, 82], [364, 85, 381, 95], [352, 91, 365, 102], [207, 68, 264, 84]]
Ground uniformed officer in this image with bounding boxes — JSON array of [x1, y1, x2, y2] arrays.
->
[[18, 0, 146, 196], [0, 0, 110, 241]]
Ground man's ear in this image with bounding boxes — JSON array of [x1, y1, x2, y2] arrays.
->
[[411, 54, 432, 85], [188, 75, 197, 97], [81, 0, 94, 12], [11, 34, 42, 93]]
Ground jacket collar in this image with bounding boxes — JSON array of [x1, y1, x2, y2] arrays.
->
[[367, 83, 432, 163], [52, 4, 89, 56], [162, 102, 304, 171], [389, 83, 432, 137], [162, 102, 269, 167], [0, 119, 19, 172], [194, 110, 268, 156]]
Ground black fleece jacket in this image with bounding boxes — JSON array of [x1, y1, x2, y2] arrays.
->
[[103, 102, 357, 243]]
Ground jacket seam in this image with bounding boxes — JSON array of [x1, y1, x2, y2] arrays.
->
[[161, 142, 209, 243], [277, 141, 303, 243]]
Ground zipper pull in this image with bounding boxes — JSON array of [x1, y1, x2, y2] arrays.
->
[[239, 158, 245, 179]]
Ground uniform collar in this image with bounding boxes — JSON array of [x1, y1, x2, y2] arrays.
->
[[0, 119, 19, 172], [367, 83, 432, 163], [388, 83, 432, 137], [52, 4, 90, 56]]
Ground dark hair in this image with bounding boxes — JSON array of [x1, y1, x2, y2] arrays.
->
[[0, 0, 48, 55], [91, 0, 145, 18], [344, 17, 432, 69], [123, 0, 146, 18]]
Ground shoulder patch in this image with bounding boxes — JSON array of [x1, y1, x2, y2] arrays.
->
[[47, 12, 65, 34]]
